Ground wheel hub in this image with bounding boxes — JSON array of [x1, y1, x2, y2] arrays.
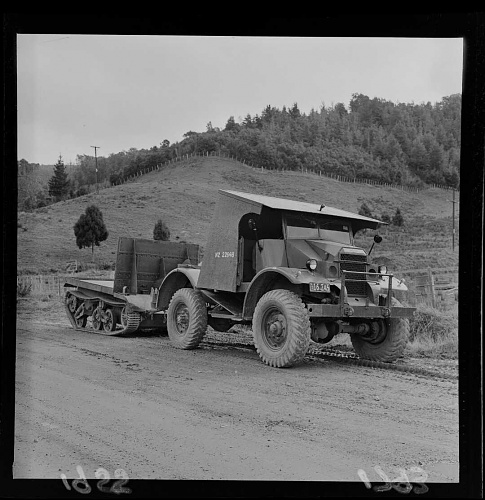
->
[[175, 305, 189, 334], [264, 311, 287, 349], [361, 320, 387, 344]]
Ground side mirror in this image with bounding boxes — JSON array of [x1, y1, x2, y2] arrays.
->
[[368, 234, 382, 256]]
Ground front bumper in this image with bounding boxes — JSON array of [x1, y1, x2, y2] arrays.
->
[[306, 303, 415, 319]]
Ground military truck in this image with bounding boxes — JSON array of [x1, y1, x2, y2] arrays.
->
[[64, 190, 415, 368]]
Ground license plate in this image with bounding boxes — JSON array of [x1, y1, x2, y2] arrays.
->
[[309, 282, 330, 293]]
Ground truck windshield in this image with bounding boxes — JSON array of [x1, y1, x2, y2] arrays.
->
[[285, 214, 351, 244]]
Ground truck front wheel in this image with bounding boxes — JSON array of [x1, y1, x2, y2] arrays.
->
[[253, 290, 311, 368], [350, 298, 409, 362], [167, 288, 207, 349]]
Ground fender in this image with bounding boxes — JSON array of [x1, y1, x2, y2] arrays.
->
[[379, 275, 409, 292], [242, 267, 331, 320], [157, 267, 201, 310]]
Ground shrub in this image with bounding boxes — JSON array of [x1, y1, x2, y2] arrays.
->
[[98, 261, 115, 270], [392, 208, 404, 226], [358, 203, 373, 218], [17, 280, 32, 297], [407, 304, 458, 358], [153, 219, 170, 241], [381, 213, 391, 224]]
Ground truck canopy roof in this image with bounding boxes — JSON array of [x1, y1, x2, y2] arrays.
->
[[220, 190, 383, 230]]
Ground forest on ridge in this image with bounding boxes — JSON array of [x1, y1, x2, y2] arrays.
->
[[18, 93, 461, 209]]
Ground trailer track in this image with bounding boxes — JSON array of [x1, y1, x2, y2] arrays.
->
[[64, 291, 140, 337], [309, 345, 457, 381], [200, 336, 457, 381]]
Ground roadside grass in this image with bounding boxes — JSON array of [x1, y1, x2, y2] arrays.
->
[[321, 303, 458, 360], [406, 304, 458, 359]]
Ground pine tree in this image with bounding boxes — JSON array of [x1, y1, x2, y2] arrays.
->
[[73, 205, 108, 261], [48, 156, 70, 201], [153, 219, 170, 241]]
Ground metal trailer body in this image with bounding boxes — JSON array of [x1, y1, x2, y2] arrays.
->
[[64, 237, 200, 335]]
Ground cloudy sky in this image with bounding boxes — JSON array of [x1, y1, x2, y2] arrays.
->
[[17, 35, 463, 165]]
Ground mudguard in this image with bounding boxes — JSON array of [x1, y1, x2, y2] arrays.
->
[[243, 267, 330, 319], [157, 267, 201, 310], [379, 275, 409, 292]]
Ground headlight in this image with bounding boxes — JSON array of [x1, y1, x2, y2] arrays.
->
[[378, 265, 387, 274], [306, 259, 317, 271]]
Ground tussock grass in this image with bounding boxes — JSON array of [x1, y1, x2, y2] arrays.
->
[[16, 281, 32, 297], [406, 304, 458, 358]]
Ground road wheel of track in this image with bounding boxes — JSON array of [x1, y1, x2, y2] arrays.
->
[[103, 309, 117, 332], [350, 298, 409, 362], [75, 313, 87, 328], [252, 289, 311, 368], [92, 306, 103, 330], [66, 293, 77, 313], [167, 288, 207, 349]]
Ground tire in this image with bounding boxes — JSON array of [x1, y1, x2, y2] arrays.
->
[[167, 288, 208, 349], [350, 298, 409, 362], [252, 289, 311, 368]]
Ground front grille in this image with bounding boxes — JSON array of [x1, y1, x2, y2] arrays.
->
[[340, 253, 367, 296]]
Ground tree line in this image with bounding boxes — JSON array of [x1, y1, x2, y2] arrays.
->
[[18, 93, 461, 210]]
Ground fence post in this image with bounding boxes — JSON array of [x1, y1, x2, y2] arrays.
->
[[428, 267, 436, 308]]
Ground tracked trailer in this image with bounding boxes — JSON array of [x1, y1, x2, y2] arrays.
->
[[65, 190, 415, 367]]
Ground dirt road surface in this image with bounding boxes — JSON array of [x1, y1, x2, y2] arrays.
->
[[13, 299, 459, 486]]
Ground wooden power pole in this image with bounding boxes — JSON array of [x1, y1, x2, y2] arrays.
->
[[91, 145, 100, 194], [449, 189, 457, 251]]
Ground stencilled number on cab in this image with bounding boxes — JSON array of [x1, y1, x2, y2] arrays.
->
[[215, 251, 235, 258]]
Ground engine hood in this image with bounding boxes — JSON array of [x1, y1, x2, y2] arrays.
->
[[285, 239, 367, 269]]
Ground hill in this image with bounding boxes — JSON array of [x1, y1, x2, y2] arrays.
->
[[17, 156, 459, 275]]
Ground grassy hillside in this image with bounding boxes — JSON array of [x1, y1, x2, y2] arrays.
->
[[17, 156, 459, 275]]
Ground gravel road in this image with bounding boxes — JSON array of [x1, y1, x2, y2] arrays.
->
[[13, 300, 459, 486]]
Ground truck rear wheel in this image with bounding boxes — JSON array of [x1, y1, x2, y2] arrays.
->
[[167, 288, 207, 349], [350, 298, 409, 362], [252, 289, 311, 368]]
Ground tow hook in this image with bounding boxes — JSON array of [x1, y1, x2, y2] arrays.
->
[[380, 307, 391, 318], [342, 304, 354, 316]]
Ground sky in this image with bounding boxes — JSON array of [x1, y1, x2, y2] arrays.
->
[[16, 35, 463, 166]]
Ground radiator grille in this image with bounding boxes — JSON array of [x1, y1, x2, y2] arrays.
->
[[340, 253, 367, 296]]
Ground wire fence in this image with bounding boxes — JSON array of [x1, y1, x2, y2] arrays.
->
[[78, 151, 459, 195], [398, 267, 458, 310]]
